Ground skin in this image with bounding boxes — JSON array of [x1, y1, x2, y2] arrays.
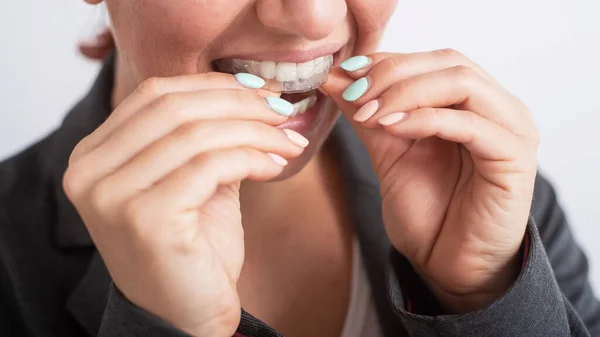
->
[[66, 0, 538, 336]]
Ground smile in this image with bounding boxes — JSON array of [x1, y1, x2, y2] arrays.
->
[[214, 55, 333, 94]]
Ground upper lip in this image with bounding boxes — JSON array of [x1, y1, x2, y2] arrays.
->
[[214, 42, 345, 63]]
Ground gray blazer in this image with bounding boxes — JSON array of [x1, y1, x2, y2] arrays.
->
[[1, 54, 599, 336]]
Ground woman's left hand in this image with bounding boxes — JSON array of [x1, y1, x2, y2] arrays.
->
[[321, 49, 539, 313]]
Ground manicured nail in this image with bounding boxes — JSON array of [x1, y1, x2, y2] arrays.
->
[[378, 112, 407, 126], [235, 73, 266, 89], [283, 129, 309, 147], [266, 96, 294, 116], [354, 100, 379, 122], [268, 153, 288, 166], [342, 77, 369, 102], [340, 56, 371, 72]]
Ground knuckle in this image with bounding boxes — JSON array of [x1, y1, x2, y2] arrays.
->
[[429, 108, 445, 127], [242, 147, 261, 162], [122, 199, 161, 246], [136, 77, 166, 97], [193, 151, 219, 172], [88, 181, 115, 214], [230, 148, 255, 169], [202, 71, 226, 83], [170, 120, 205, 146], [418, 107, 443, 132], [123, 198, 148, 228], [244, 121, 270, 140], [231, 89, 250, 106], [437, 48, 467, 62], [149, 92, 186, 120], [451, 65, 479, 88], [383, 55, 403, 70], [62, 166, 84, 201], [153, 92, 180, 111], [69, 137, 89, 165], [420, 107, 440, 119], [391, 79, 412, 99], [452, 64, 477, 78], [529, 128, 541, 148]]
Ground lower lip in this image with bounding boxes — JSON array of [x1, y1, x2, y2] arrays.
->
[[276, 92, 327, 136]]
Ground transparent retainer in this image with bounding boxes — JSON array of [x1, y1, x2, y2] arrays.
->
[[215, 55, 333, 93]]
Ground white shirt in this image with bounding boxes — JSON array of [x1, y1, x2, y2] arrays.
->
[[339, 240, 384, 337]]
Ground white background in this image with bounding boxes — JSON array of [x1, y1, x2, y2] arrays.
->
[[1, 1, 598, 292]]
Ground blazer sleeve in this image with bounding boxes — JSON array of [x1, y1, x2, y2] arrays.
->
[[98, 284, 193, 337], [387, 173, 600, 336]]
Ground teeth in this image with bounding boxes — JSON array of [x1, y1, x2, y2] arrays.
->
[[215, 55, 334, 93], [259, 61, 276, 79], [291, 95, 318, 116], [312, 56, 327, 73], [276, 62, 298, 82], [297, 60, 315, 79]]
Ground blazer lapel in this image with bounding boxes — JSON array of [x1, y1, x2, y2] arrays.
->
[[66, 251, 111, 336], [328, 117, 408, 337]]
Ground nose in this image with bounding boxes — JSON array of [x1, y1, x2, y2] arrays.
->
[[256, 0, 347, 40]]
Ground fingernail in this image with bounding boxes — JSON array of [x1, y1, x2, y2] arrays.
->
[[235, 73, 266, 89], [266, 96, 294, 116], [378, 112, 407, 126], [354, 100, 379, 122], [268, 153, 288, 166], [342, 77, 369, 102], [340, 56, 371, 72], [283, 129, 309, 148]]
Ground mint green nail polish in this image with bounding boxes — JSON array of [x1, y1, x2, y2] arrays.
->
[[343, 77, 369, 102], [235, 73, 266, 89], [266, 97, 294, 116], [340, 56, 370, 72]]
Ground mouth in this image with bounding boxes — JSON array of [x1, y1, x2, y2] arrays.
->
[[212, 48, 342, 134], [213, 49, 340, 111]]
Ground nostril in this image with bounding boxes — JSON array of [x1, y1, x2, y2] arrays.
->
[[256, 0, 346, 41]]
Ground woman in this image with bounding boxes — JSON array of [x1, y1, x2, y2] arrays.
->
[[1, 0, 598, 336]]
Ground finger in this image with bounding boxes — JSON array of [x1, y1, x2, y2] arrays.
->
[[354, 66, 535, 139], [321, 49, 496, 121], [378, 107, 526, 163], [92, 122, 307, 201], [339, 49, 495, 82], [320, 68, 363, 118], [72, 91, 296, 187], [138, 147, 287, 214], [72, 72, 280, 162]]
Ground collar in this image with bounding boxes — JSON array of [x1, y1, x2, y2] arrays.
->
[[51, 53, 114, 248], [56, 55, 404, 336]]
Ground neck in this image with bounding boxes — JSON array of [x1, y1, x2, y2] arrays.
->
[[239, 149, 327, 232], [112, 55, 135, 110]]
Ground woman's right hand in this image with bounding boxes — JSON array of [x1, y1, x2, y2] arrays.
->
[[62, 73, 308, 337]]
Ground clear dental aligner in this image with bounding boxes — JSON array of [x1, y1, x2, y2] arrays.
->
[[215, 55, 334, 93]]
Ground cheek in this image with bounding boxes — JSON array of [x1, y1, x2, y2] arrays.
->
[[347, 0, 398, 53], [105, 0, 245, 78]]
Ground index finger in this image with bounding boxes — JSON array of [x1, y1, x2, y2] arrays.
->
[[73, 72, 279, 162], [339, 50, 496, 83]]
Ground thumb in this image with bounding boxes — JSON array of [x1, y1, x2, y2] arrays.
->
[[320, 67, 360, 120]]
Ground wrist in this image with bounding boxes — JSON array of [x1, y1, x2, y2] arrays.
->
[[426, 250, 522, 314]]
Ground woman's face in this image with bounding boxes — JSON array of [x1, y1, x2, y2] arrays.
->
[[104, 0, 397, 177]]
